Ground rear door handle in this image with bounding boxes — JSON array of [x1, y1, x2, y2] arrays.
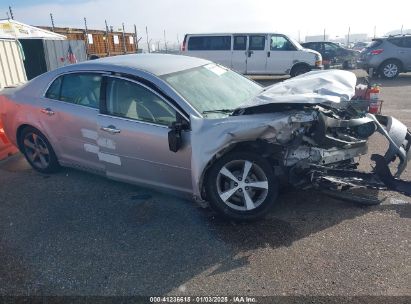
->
[[40, 107, 55, 116], [101, 125, 121, 134]]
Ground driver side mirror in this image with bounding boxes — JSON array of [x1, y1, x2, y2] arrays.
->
[[168, 118, 189, 153]]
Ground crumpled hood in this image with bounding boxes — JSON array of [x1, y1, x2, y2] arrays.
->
[[240, 70, 357, 109]]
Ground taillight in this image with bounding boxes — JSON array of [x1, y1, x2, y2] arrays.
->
[[370, 49, 383, 55]]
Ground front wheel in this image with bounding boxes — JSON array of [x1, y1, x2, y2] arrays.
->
[[204, 152, 279, 221]]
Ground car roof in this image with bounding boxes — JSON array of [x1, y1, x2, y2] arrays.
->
[[76, 53, 211, 76], [302, 41, 335, 44], [185, 33, 283, 36]]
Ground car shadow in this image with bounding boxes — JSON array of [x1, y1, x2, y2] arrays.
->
[[368, 73, 411, 87], [1, 155, 409, 295]]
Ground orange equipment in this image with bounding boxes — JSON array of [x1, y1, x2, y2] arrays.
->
[[368, 85, 381, 114], [0, 120, 18, 160]]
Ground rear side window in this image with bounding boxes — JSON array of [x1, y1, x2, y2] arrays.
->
[[233, 35, 247, 50], [367, 39, 382, 49], [403, 37, 411, 48], [388, 38, 404, 47], [249, 35, 266, 50], [188, 36, 231, 50], [45, 73, 102, 109], [45, 76, 62, 100]]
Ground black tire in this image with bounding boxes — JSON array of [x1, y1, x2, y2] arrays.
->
[[379, 60, 401, 79], [290, 65, 311, 77], [204, 151, 279, 221], [19, 126, 60, 174]]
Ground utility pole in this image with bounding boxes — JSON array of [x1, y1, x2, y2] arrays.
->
[[8, 6, 14, 20], [134, 24, 138, 53], [347, 26, 350, 46], [122, 22, 127, 54], [298, 30, 301, 43], [50, 13, 55, 31], [163, 29, 167, 52], [323, 28, 326, 41], [84, 17, 89, 58], [105, 20, 110, 56], [401, 25, 403, 35], [374, 26, 376, 39], [145, 26, 150, 53]]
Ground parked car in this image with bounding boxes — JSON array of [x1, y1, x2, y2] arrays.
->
[[357, 35, 411, 79], [1, 54, 410, 220], [301, 41, 359, 69], [351, 41, 371, 51], [181, 33, 323, 76]]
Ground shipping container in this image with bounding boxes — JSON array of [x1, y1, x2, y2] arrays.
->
[[0, 38, 27, 89], [39, 26, 138, 57], [19, 39, 87, 80]]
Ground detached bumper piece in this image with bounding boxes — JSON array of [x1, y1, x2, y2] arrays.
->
[[309, 157, 411, 197]]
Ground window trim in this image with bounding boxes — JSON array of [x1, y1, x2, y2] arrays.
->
[[101, 75, 189, 126]]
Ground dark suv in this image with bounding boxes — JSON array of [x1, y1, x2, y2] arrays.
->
[[301, 41, 359, 69], [357, 35, 411, 79]]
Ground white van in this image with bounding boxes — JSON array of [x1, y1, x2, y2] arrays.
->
[[181, 33, 323, 76]]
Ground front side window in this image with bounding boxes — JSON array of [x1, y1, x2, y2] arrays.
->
[[324, 43, 339, 51], [45, 73, 102, 109], [106, 78, 176, 126], [270, 35, 295, 51], [249, 35, 266, 51]]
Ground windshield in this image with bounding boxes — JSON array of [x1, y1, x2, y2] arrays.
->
[[288, 36, 303, 50], [161, 64, 262, 116]]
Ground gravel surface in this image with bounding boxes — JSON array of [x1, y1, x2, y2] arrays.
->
[[0, 71, 410, 297]]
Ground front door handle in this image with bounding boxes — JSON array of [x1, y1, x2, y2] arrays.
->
[[41, 107, 55, 116], [247, 50, 254, 57], [267, 51, 270, 57], [101, 125, 121, 134]]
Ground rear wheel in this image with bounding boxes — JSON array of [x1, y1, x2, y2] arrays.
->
[[379, 60, 401, 79], [205, 152, 279, 221], [19, 127, 60, 173]]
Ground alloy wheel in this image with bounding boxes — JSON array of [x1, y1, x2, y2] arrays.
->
[[216, 160, 269, 211], [383, 63, 398, 78], [23, 132, 50, 169]]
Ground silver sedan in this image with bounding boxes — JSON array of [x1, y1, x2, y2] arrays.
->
[[1, 54, 410, 221]]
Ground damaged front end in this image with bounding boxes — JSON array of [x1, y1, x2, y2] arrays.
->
[[190, 70, 411, 201], [285, 108, 411, 197]]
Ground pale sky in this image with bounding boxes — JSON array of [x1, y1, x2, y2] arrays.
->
[[1, 0, 410, 46]]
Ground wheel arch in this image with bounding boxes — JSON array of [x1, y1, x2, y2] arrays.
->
[[290, 62, 311, 77], [16, 124, 34, 151], [378, 58, 405, 72]]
